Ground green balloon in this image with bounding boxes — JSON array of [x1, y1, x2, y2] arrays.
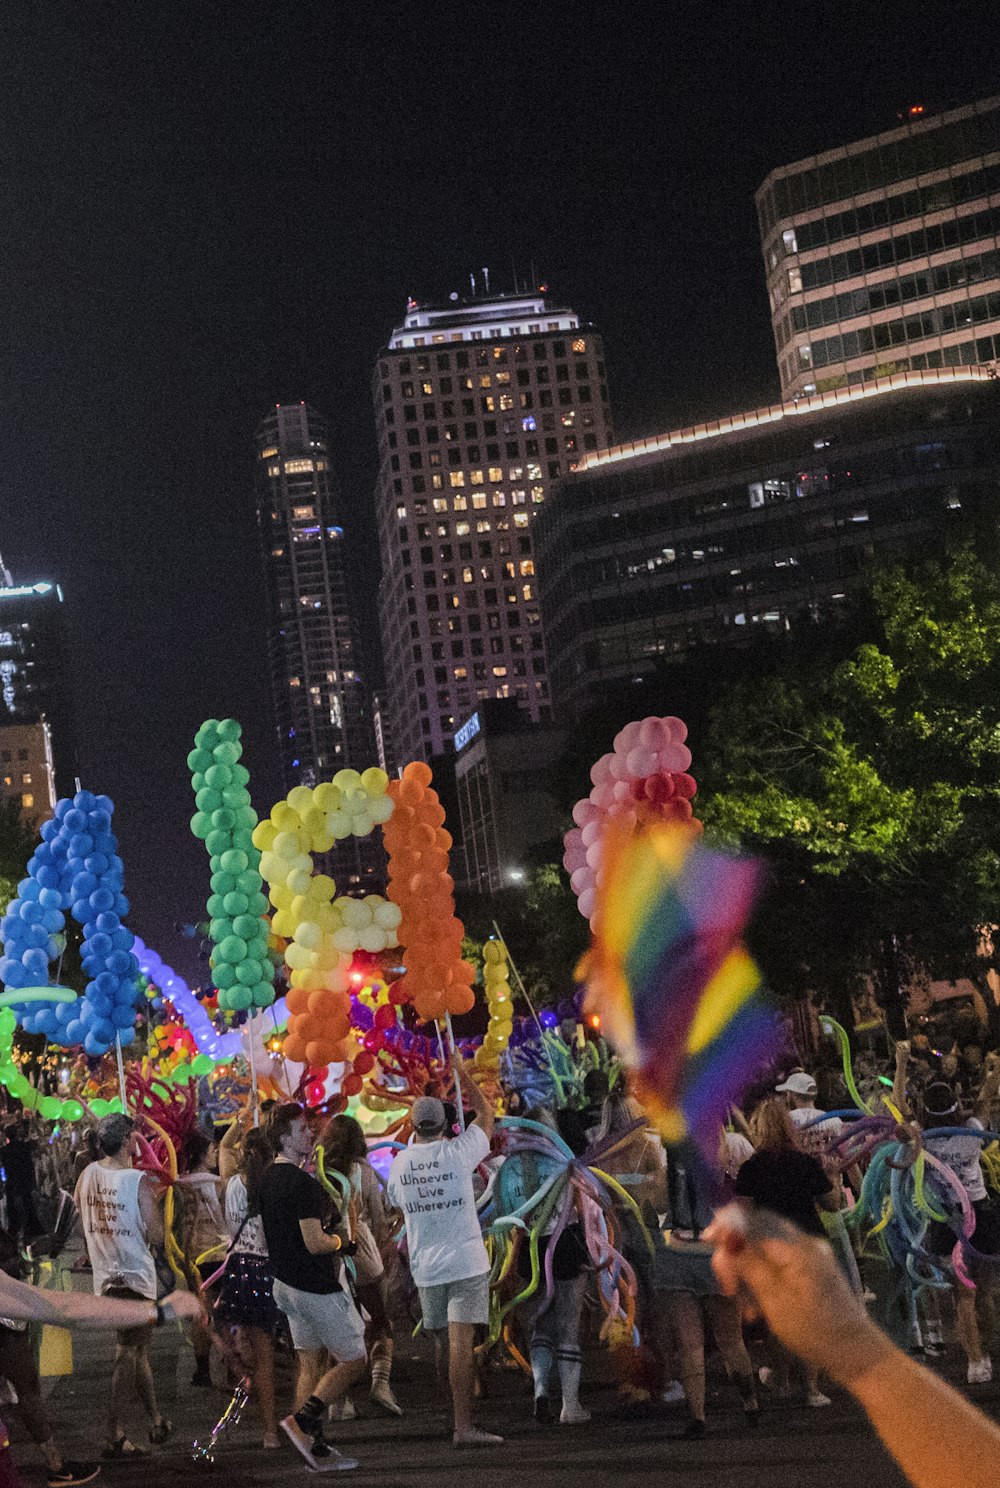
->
[[172, 1062, 192, 1082], [205, 764, 233, 790], [206, 895, 226, 918], [195, 786, 223, 813], [220, 849, 249, 875], [235, 959, 261, 986], [232, 914, 259, 941], [213, 740, 241, 767], [39, 1096, 61, 1120], [191, 813, 212, 841], [62, 1100, 84, 1122], [216, 718, 241, 743], [218, 935, 248, 964], [211, 871, 238, 895], [191, 1054, 214, 1077], [236, 869, 263, 896], [251, 983, 274, 1007], [106, 1098, 124, 1115], [0, 1009, 16, 1035], [191, 772, 206, 792], [19, 1084, 38, 1109], [223, 892, 249, 917], [232, 763, 250, 787], [213, 963, 237, 990], [205, 829, 230, 857], [227, 986, 252, 1011]]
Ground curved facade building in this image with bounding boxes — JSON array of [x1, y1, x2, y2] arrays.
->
[[536, 368, 1000, 721]]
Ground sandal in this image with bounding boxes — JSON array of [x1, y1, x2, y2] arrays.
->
[[102, 1436, 145, 1459], [148, 1418, 172, 1445]]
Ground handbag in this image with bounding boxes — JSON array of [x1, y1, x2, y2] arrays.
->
[[351, 1217, 384, 1287]]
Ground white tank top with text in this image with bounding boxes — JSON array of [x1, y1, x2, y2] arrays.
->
[[75, 1164, 157, 1299]]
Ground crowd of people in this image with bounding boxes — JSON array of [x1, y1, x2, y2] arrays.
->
[[0, 1022, 997, 1485]]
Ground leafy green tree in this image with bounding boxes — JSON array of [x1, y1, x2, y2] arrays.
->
[[699, 547, 1000, 1034], [457, 863, 589, 1010]]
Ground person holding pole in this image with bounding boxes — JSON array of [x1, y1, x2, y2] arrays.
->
[[387, 1051, 500, 1447]]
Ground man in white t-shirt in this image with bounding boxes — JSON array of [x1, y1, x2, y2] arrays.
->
[[73, 1113, 173, 1458], [388, 1053, 502, 1447]]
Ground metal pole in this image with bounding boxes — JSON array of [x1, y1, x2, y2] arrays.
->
[[443, 1009, 465, 1131], [246, 1012, 259, 1125], [491, 920, 545, 1038], [114, 1034, 128, 1111]]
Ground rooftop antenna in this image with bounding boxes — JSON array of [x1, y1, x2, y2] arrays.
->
[[470, 271, 477, 294], [0, 554, 11, 589], [482, 266, 490, 293], [509, 254, 518, 294]]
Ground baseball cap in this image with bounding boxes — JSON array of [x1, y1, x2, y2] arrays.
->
[[923, 1081, 959, 1118], [97, 1113, 135, 1156], [774, 1072, 817, 1097], [411, 1096, 447, 1136]]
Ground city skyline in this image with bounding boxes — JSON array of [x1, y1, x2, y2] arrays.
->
[[2, 4, 997, 965]]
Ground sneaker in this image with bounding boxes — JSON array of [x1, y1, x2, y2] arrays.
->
[[807, 1390, 832, 1408], [453, 1427, 503, 1447], [281, 1417, 358, 1472], [533, 1394, 551, 1424], [758, 1367, 792, 1400], [48, 1465, 101, 1487], [660, 1382, 685, 1405], [370, 1381, 403, 1416], [968, 1357, 993, 1385], [559, 1403, 591, 1424]]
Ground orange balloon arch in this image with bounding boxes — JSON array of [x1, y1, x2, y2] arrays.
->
[[384, 762, 476, 1022]]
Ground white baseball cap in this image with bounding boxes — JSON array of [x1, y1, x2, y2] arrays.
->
[[774, 1072, 817, 1097]]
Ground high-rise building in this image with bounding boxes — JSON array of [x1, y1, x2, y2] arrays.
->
[[0, 721, 57, 823], [254, 403, 381, 889], [373, 288, 614, 764], [0, 580, 76, 799], [757, 95, 1000, 400], [536, 368, 1000, 720]]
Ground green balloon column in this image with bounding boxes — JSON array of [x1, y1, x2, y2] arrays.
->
[[189, 720, 275, 1013]]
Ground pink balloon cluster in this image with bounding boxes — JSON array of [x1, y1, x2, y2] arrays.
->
[[563, 716, 699, 922]]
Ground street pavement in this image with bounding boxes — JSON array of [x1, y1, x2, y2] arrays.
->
[[22, 1303, 995, 1487]]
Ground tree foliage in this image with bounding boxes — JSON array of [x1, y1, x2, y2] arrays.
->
[[699, 547, 1000, 1026]]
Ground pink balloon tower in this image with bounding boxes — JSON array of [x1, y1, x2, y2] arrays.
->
[[563, 716, 699, 924]]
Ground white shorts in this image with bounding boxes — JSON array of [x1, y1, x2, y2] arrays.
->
[[418, 1272, 489, 1332], [272, 1280, 367, 1360]]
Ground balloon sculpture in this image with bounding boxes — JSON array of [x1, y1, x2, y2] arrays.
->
[[189, 720, 275, 1013], [563, 715, 698, 924], [252, 769, 396, 1068], [0, 790, 140, 1055], [476, 938, 514, 1071], [384, 761, 476, 1022]]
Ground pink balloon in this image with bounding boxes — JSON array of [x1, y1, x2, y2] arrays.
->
[[589, 753, 615, 786], [585, 842, 603, 869], [572, 798, 600, 827], [672, 772, 698, 800], [660, 743, 693, 772], [577, 886, 596, 920], [614, 721, 643, 755], [608, 752, 628, 781], [612, 779, 632, 802], [662, 716, 688, 743], [625, 747, 656, 778], [591, 781, 615, 809], [639, 717, 669, 750], [570, 867, 592, 894], [580, 819, 601, 847]]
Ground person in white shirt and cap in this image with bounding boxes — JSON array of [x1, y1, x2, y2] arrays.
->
[[387, 1053, 502, 1448], [775, 1073, 846, 1161]]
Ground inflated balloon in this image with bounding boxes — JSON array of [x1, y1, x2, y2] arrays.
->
[[475, 938, 514, 1071], [0, 790, 141, 1055], [251, 769, 396, 1068], [189, 720, 275, 1013], [563, 716, 701, 927], [384, 762, 475, 1022]]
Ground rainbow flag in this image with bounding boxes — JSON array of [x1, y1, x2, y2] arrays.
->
[[585, 823, 780, 1150]]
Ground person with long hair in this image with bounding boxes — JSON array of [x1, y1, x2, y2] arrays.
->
[[214, 1125, 280, 1447], [176, 1128, 226, 1388], [318, 1114, 402, 1417], [735, 1098, 838, 1405]]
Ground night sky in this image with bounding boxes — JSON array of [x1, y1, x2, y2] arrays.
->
[[1, 2, 996, 974]]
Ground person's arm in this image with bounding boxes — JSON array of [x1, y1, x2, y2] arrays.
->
[[0, 1268, 201, 1329], [892, 1040, 911, 1120], [138, 1174, 165, 1249], [707, 1204, 1000, 1488], [453, 1051, 494, 1141], [218, 1117, 244, 1183], [975, 1052, 1000, 1127], [299, 1217, 350, 1256]]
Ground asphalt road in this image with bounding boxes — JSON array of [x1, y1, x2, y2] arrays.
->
[[20, 1308, 978, 1487]]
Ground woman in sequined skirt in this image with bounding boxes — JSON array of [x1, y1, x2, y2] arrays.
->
[[216, 1128, 279, 1447]]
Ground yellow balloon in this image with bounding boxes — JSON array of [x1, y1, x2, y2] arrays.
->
[[361, 766, 389, 797]]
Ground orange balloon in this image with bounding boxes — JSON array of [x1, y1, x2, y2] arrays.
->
[[403, 761, 433, 788]]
